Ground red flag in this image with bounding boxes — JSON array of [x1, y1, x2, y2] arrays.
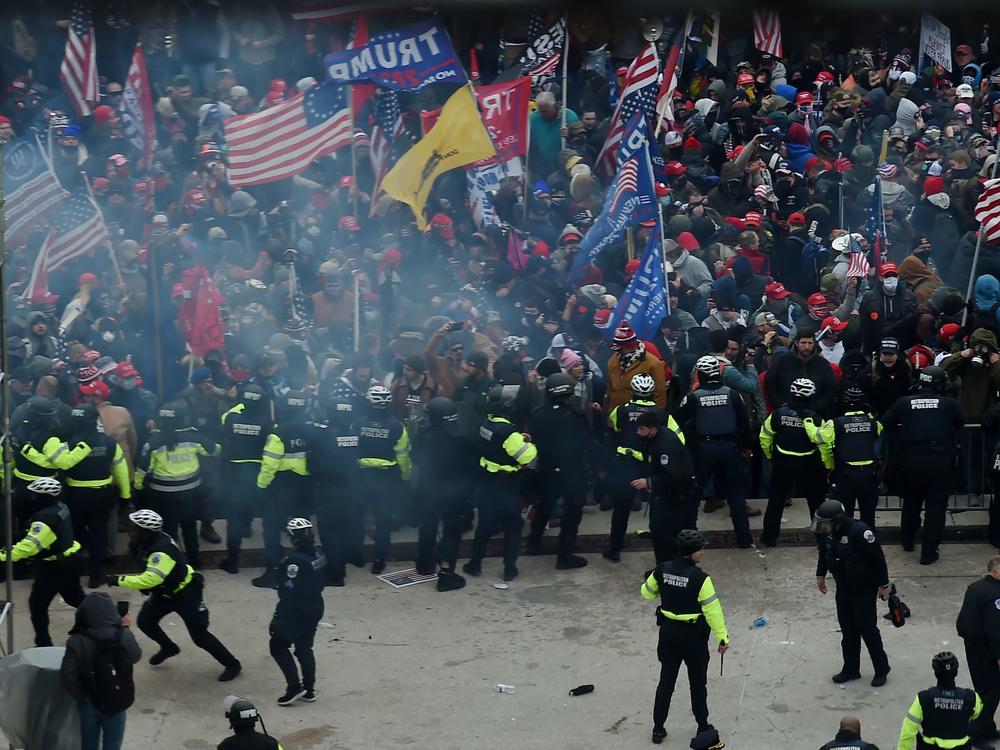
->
[[123, 43, 157, 166], [419, 77, 532, 167], [177, 267, 226, 356]]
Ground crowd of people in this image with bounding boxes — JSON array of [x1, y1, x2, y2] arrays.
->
[[2, 5, 1000, 749]]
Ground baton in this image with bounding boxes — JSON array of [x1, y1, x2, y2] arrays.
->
[[720, 652, 724, 677]]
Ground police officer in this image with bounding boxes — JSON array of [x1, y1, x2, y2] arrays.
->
[[640, 529, 728, 745], [411, 397, 472, 590], [255, 392, 313, 588], [813, 499, 891, 686], [270, 518, 325, 706], [956, 555, 1000, 745], [107, 509, 241, 681], [805, 382, 882, 530], [465, 385, 537, 582], [897, 652, 982, 750], [526, 373, 591, 569], [218, 385, 273, 574], [883, 366, 964, 565], [56, 404, 132, 587], [630, 410, 696, 563], [603, 374, 685, 562], [0, 478, 84, 646], [818, 716, 880, 750], [760, 378, 827, 546], [676, 356, 753, 548], [308, 394, 359, 587], [357, 384, 411, 575], [218, 696, 283, 750]]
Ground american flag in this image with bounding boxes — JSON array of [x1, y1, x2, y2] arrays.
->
[[225, 80, 352, 188], [866, 176, 888, 269], [3, 136, 66, 246], [596, 43, 659, 176], [369, 90, 404, 211], [655, 16, 691, 134], [975, 178, 1000, 244], [60, 0, 100, 116], [846, 235, 872, 278], [752, 10, 783, 58], [609, 158, 639, 215], [45, 189, 109, 270]]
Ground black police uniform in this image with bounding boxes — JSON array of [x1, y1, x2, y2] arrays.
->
[[526, 400, 592, 560], [899, 683, 980, 749], [270, 544, 325, 694], [411, 420, 473, 573], [218, 732, 282, 750], [8, 413, 61, 545], [220, 401, 272, 560], [258, 414, 313, 568], [828, 411, 881, 530], [817, 518, 890, 680], [357, 408, 409, 565], [676, 384, 753, 547], [761, 402, 827, 546], [883, 389, 963, 560], [818, 728, 880, 749], [308, 417, 360, 582], [125, 532, 240, 670], [0, 500, 84, 646], [606, 398, 658, 555], [957, 573, 1000, 741], [641, 421, 695, 563]]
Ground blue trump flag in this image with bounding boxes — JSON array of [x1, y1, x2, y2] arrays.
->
[[324, 19, 467, 91], [570, 113, 656, 279], [607, 228, 667, 341]]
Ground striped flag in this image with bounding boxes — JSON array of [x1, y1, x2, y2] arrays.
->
[[369, 90, 404, 211], [3, 136, 66, 246], [45, 190, 109, 271], [846, 235, 872, 278], [224, 80, 352, 188], [609, 159, 639, 215], [655, 16, 692, 134], [60, 0, 100, 116], [752, 10, 783, 58], [976, 178, 1000, 244], [596, 43, 659, 176]]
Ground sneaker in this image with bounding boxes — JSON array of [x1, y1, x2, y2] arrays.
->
[[218, 662, 242, 682], [651, 727, 667, 744], [462, 560, 482, 577], [703, 498, 726, 513], [371, 559, 386, 575], [556, 554, 588, 570], [503, 565, 519, 581], [218, 557, 239, 575], [278, 686, 307, 706], [831, 671, 861, 684], [200, 523, 222, 544], [602, 550, 621, 563], [149, 644, 180, 666], [251, 569, 278, 589], [301, 689, 316, 703]]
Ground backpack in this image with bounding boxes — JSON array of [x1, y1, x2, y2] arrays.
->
[[86, 628, 135, 715]]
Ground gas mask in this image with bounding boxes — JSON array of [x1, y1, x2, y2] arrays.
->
[[882, 276, 899, 295], [972, 344, 992, 367]]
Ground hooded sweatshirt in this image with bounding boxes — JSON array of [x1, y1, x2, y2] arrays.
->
[[60, 592, 142, 703], [898, 255, 943, 305], [943, 328, 1000, 420]]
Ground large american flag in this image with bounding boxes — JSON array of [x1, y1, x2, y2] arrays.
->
[[655, 18, 691, 134], [3, 136, 66, 246], [596, 43, 659, 176], [752, 10, 783, 58], [976, 178, 1000, 244], [369, 90, 404, 210], [28, 190, 109, 302], [60, 0, 100, 116], [225, 80, 352, 188]]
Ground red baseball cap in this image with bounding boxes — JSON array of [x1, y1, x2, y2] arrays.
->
[[765, 281, 790, 300], [807, 292, 829, 307], [744, 211, 763, 228], [339, 175, 355, 188], [821, 315, 848, 332], [78, 380, 110, 400], [795, 91, 814, 106], [665, 161, 686, 176], [879, 262, 899, 278], [79, 272, 99, 287], [788, 212, 807, 226], [938, 322, 961, 344], [676, 231, 699, 251], [655, 182, 669, 198], [115, 361, 139, 378]]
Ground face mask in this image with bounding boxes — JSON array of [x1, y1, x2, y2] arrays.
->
[[888, 68, 902, 81], [307, 226, 320, 237], [882, 276, 899, 294], [120, 377, 138, 391], [101, 331, 115, 343]]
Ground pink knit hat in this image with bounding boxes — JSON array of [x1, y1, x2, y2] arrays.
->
[[560, 349, 583, 369]]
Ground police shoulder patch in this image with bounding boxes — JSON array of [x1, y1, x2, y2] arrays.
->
[[995, 598, 1000, 611], [863, 530, 875, 543], [31, 523, 42, 533], [659, 454, 670, 466], [151, 553, 161, 564], [286, 563, 299, 579]]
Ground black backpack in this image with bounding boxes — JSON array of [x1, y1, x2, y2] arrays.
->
[[86, 628, 135, 715]]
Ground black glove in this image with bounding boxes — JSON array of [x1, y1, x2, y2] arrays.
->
[[104, 574, 119, 587]]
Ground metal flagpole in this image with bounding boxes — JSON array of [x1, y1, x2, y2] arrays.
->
[[560, 14, 569, 148], [0, 142, 13, 658], [962, 131, 1000, 327], [353, 271, 361, 352], [349, 89, 358, 220]]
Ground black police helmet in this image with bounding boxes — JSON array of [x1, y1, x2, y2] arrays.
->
[[486, 384, 518, 414], [224, 697, 259, 730], [239, 383, 266, 412], [545, 372, 575, 400], [325, 396, 354, 427], [70, 403, 98, 429], [814, 499, 846, 522], [676, 529, 708, 556], [917, 365, 948, 392], [842, 382, 866, 404], [157, 402, 186, 425], [284, 391, 309, 412], [427, 397, 458, 426], [932, 651, 959, 678], [27, 395, 58, 417]]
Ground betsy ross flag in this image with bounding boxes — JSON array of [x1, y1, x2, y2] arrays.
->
[[225, 80, 352, 187], [60, 0, 100, 116], [596, 43, 659, 176], [28, 190, 109, 302], [976, 178, 1000, 244], [753, 10, 783, 58]]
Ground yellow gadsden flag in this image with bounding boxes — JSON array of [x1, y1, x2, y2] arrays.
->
[[382, 85, 496, 229]]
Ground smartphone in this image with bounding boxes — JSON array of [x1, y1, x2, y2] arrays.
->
[[116, 600, 129, 618]]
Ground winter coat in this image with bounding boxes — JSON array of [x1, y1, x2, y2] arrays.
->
[[862, 358, 912, 416], [858, 283, 917, 355], [942, 328, 1000, 421], [604, 350, 667, 415], [764, 348, 839, 416], [897, 256, 943, 305], [952, 233, 1000, 293], [60, 593, 141, 703]]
